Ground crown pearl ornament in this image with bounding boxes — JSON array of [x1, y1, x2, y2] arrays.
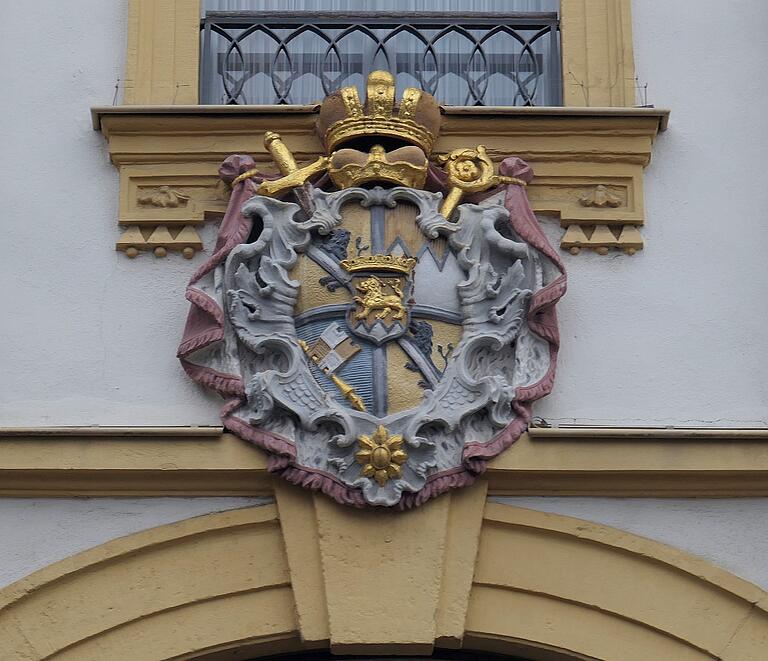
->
[[328, 144, 429, 190], [340, 254, 417, 276]]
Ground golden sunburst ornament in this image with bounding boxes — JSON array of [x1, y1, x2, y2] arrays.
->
[[356, 425, 408, 486]]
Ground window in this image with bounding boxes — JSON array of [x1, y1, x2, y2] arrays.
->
[[200, 0, 561, 106]]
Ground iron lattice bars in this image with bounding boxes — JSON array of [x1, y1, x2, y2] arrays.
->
[[200, 11, 561, 106]]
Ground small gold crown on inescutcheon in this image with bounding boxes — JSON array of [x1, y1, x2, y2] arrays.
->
[[340, 254, 417, 276]]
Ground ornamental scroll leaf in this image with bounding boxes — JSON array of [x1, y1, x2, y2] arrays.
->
[[579, 184, 622, 208]]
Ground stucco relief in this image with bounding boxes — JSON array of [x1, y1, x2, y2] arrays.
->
[[178, 72, 566, 507]]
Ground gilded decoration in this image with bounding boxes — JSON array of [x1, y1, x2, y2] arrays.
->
[[108, 0, 665, 258], [341, 254, 417, 275], [353, 277, 406, 321], [176, 71, 567, 507], [356, 425, 408, 486], [329, 145, 428, 190], [439, 145, 528, 219], [343, 255, 414, 329]]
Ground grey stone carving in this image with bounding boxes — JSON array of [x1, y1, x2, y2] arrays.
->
[[221, 186, 551, 506]]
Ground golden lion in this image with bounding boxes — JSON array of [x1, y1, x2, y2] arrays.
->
[[353, 277, 406, 321]]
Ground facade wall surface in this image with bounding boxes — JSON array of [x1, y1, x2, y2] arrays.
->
[[536, 0, 768, 427], [0, 0, 765, 428], [0, 497, 269, 588], [1, 0, 768, 631], [3, 496, 767, 594]]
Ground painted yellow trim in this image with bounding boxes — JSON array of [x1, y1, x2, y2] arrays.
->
[[2, 427, 768, 498], [272, 482, 330, 645], [2, 500, 766, 659], [530, 426, 768, 439], [0, 505, 305, 660], [0, 429, 272, 497], [435, 478, 490, 648], [561, 0, 637, 107], [124, 0, 200, 104], [475, 503, 768, 660]]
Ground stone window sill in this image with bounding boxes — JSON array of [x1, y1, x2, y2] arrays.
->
[[92, 105, 669, 258]]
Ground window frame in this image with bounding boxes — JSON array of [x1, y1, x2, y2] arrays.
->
[[123, 0, 636, 108], [197, 9, 563, 107]]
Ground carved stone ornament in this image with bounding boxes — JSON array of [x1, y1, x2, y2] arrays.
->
[[178, 72, 567, 508]]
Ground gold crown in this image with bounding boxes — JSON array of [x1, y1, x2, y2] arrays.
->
[[329, 145, 428, 190], [317, 71, 441, 155], [340, 254, 417, 276]]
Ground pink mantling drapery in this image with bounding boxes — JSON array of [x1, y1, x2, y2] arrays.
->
[[177, 153, 566, 508]]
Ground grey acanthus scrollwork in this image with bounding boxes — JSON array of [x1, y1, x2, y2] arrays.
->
[[404, 201, 532, 441], [225, 193, 353, 440], [221, 186, 548, 507]]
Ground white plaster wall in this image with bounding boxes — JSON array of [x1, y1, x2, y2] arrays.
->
[[535, 0, 768, 427], [0, 497, 271, 588], [0, 0, 224, 426], [0, 1, 765, 426], [494, 497, 768, 591]]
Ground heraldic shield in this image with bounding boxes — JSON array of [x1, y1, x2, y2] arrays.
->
[[178, 72, 566, 508]]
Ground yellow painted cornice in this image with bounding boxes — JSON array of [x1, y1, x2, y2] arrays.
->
[[91, 104, 670, 132], [91, 104, 669, 257], [2, 426, 765, 498]]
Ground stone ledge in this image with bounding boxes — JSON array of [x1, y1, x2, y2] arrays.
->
[[2, 425, 765, 498], [92, 105, 668, 257]]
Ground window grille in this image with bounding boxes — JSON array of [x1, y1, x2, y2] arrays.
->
[[200, 6, 561, 106]]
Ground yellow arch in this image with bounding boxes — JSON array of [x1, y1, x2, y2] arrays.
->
[[0, 505, 303, 660], [1, 500, 767, 660], [469, 504, 768, 660]]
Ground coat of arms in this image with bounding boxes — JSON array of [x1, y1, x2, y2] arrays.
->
[[178, 72, 566, 507]]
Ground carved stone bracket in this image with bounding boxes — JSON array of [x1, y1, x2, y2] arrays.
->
[[116, 224, 203, 258], [561, 223, 643, 256], [93, 105, 668, 259]]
